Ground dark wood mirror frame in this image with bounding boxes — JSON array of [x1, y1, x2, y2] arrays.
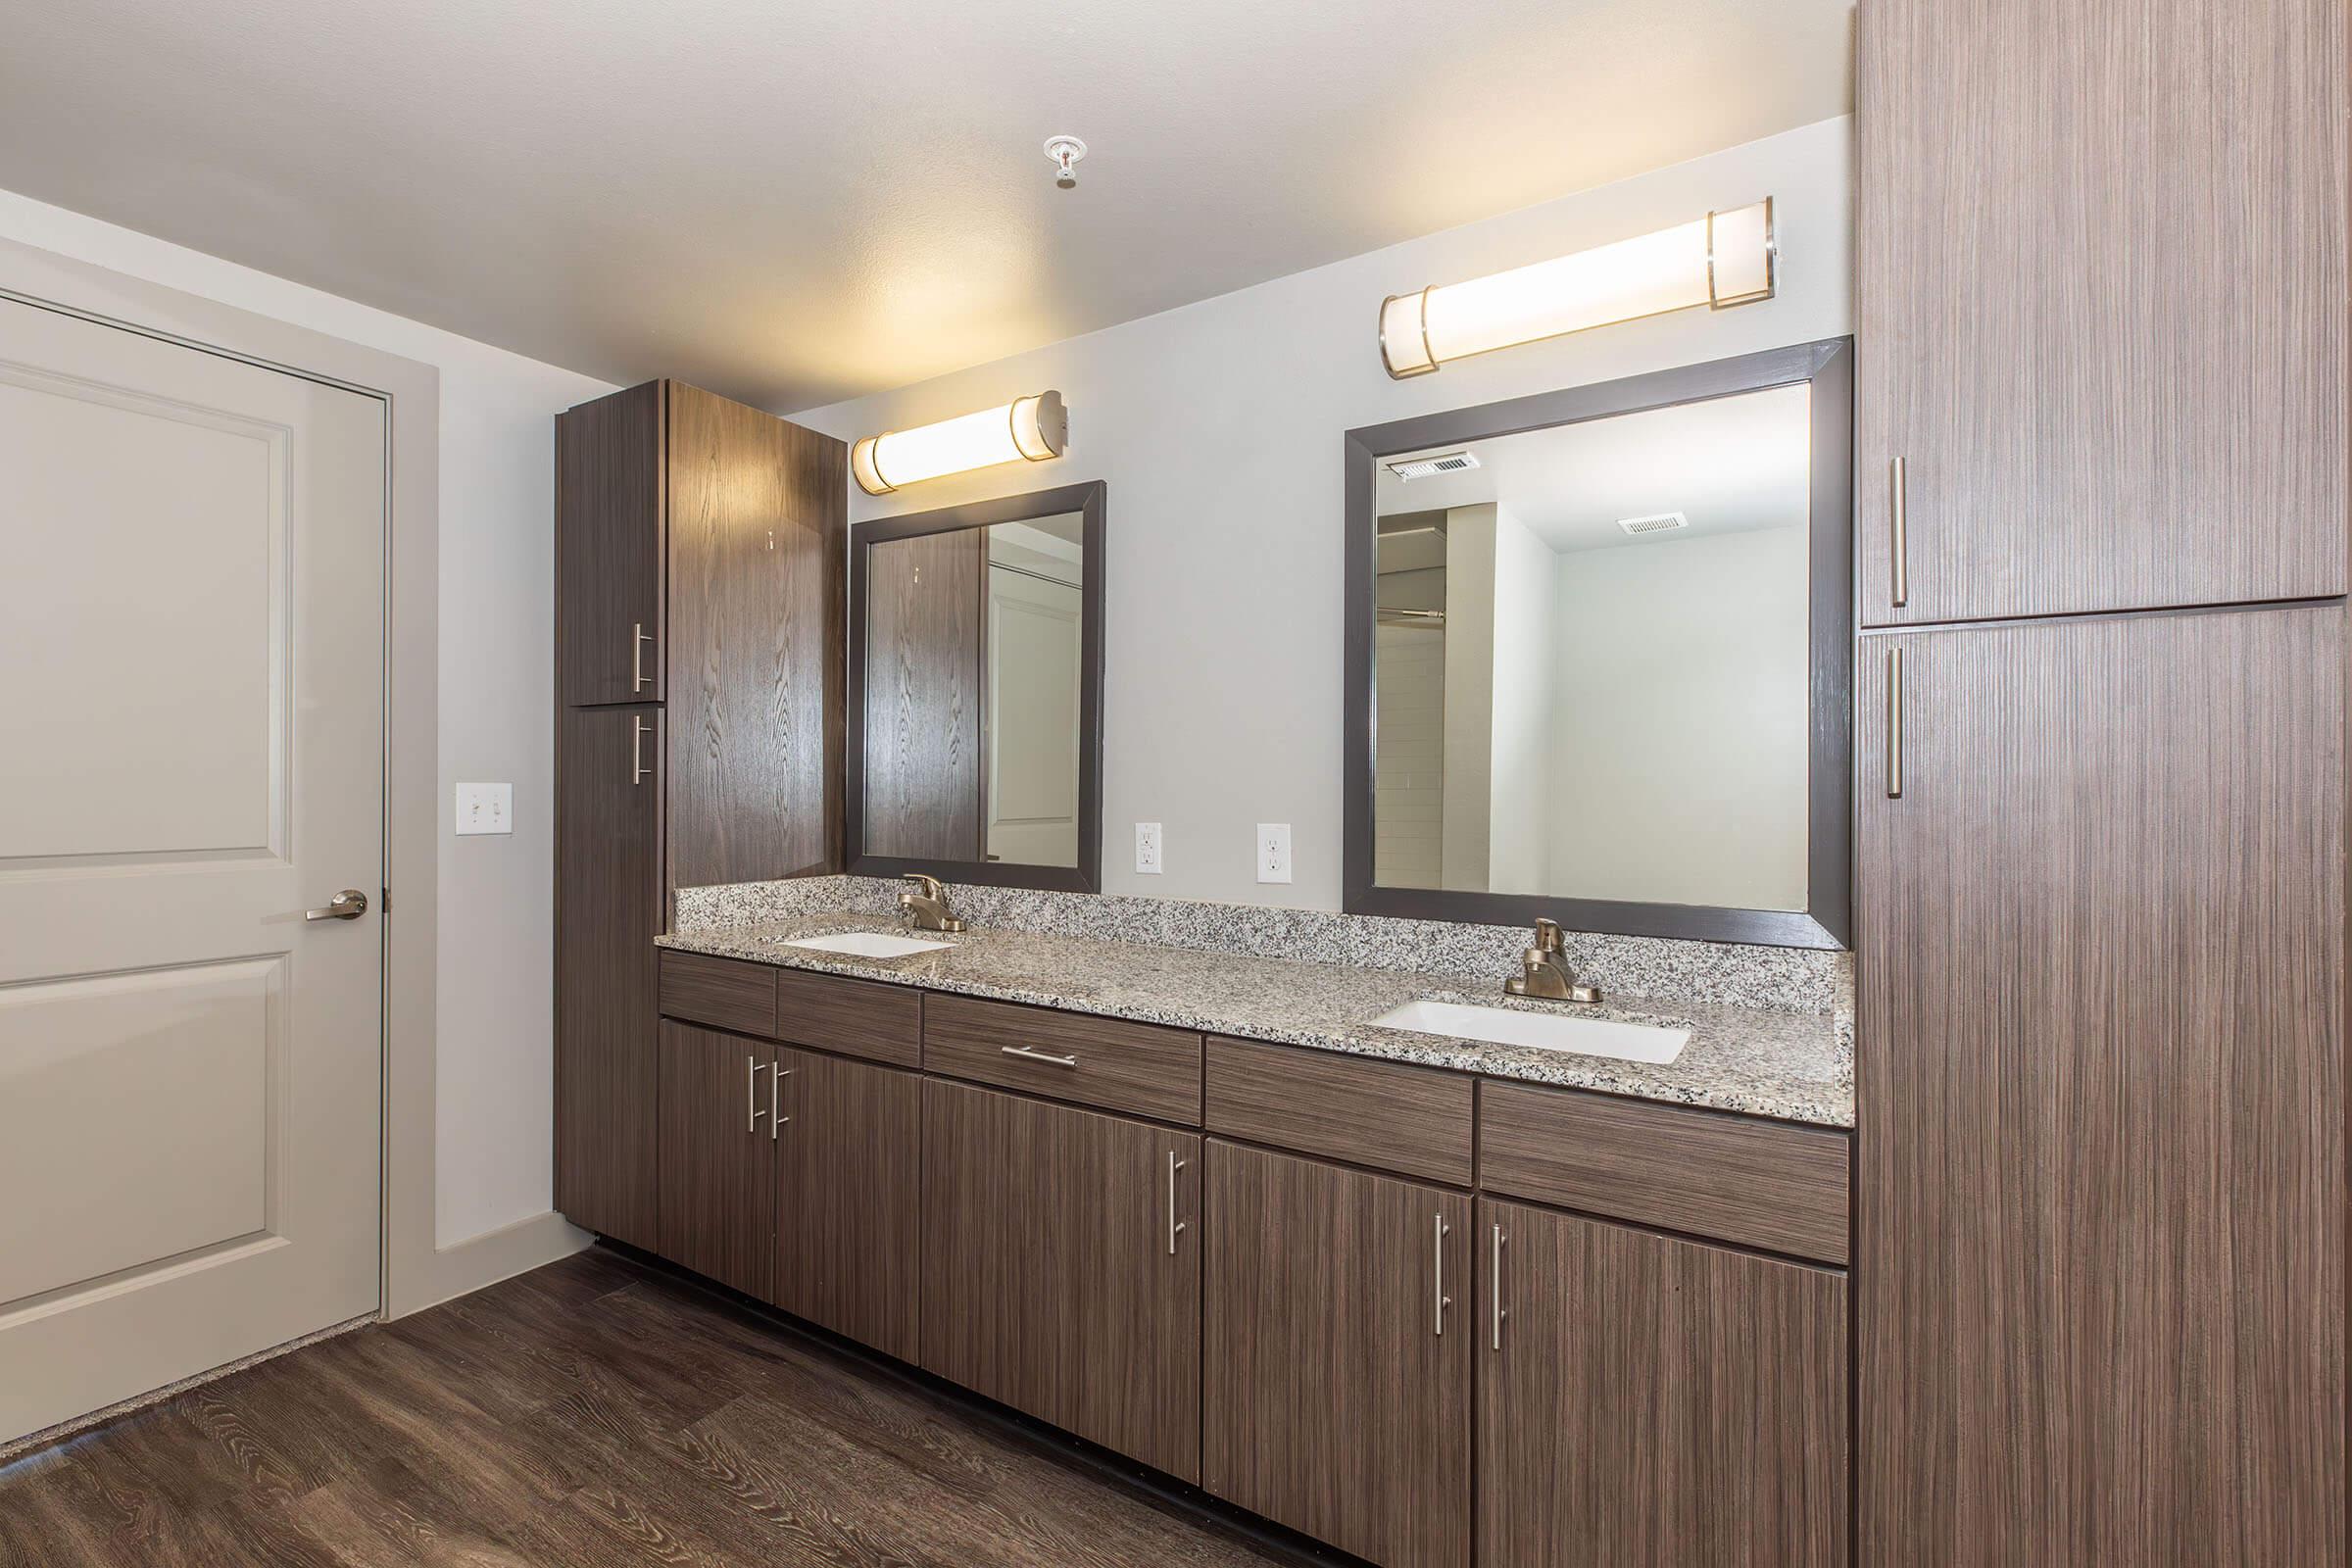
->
[[847, 479, 1106, 893], [1342, 337, 1854, 950]]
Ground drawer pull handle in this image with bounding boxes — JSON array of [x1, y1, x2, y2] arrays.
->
[[1167, 1152, 1188, 1255], [1434, 1214, 1451, 1337], [1002, 1046, 1078, 1067]]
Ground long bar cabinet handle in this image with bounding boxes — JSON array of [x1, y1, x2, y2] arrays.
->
[[745, 1055, 767, 1133], [771, 1065, 789, 1141], [1491, 1224, 1506, 1351], [631, 716, 651, 785], [1167, 1152, 1188, 1255], [1886, 646, 1904, 800], [632, 621, 654, 692], [1434, 1214, 1451, 1337], [1889, 457, 1908, 608]]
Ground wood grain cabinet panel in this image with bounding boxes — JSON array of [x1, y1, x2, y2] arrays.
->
[[773, 1048, 921, 1363], [664, 382, 845, 887], [556, 381, 664, 707], [1855, 0, 2346, 623], [657, 949, 777, 1038], [1856, 607, 2346, 1563], [920, 1079, 1201, 1481], [772, 968, 922, 1068], [1478, 1199, 1846, 1567], [1202, 1141, 1471, 1568], [1204, 1036, 1472, 1185], [656, 1022, 776, 1300], [922, 994, 1202, 1124], [1479, 1081, 1849, 1264], [861, 527, 985, 861], [553, 704, 663, 1250]]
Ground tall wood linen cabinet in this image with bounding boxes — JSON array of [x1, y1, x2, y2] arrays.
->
[[1855, 0, 2347, 1561], [554, 380, 845, 1250]]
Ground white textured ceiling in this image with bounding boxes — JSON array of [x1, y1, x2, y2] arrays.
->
[[1376, 383, 1812, 552], [0, 0, 1852, 409]]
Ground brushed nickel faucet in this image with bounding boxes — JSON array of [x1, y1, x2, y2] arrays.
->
[[899, 872, 967, 933], [1504, 917, 1600, 1004]]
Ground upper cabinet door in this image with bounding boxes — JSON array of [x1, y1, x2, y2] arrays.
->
[[1856, 0, 2346, 625], [665, 384, 846, 886], [557, 381, 665, 706]]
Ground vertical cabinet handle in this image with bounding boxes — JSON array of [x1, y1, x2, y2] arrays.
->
[[630, 716, 651, 785], [772, 1066, 789, 1141], [1889, 457, 1909, 608], [1491, 1224, 1506, 1351], [745, 1056, 768, 1133], [631, 621, 654, 692], [1167, 1152, 1188, 1255], [1434, 1214, 1451, 1337], [1886, 646, 1904, 800]]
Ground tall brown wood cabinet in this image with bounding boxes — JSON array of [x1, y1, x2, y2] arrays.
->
[[1856, 0, 2348, 1560], [554, 380, 845, 1250]]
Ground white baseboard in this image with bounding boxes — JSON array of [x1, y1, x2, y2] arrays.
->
[[390, 1209, 593, 1318]]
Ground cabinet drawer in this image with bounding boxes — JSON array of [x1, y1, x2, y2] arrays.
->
[[1205, 1036, 1472, 1186], [922, 994, 1202, 1124], [658, 950, 778, 1038], [1480, 1081, 1850, 1265], [772, 968, 922, 1068]]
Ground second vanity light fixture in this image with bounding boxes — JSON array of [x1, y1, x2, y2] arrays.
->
[[851, 391, 1069, 495], [1379, 198, 1778, 377]]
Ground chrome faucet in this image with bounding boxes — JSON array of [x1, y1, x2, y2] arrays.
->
[[899, 872, 967, 933], [1503, 917, 1599, 1004]]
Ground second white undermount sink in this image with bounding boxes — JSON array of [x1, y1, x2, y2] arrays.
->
[[1371, 999, 1690, 1065], [774, 931, 955, 959]]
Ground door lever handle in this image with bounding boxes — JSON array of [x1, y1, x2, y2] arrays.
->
[[306, 890, 368, 921]]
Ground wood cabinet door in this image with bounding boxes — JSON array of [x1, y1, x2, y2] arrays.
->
[[1202, 1141, 1471, 1568], [1855, 0, 2345, 625], [859, 527, 985, 860], [553, 704, 662, 1250], [920, 1080, 1200, 1480], [1477, 1200, 1846, 1567], [557, 380, 664, 706], [656, 1022, 776, 1298], [665, 384, 844, 886], [774, 1048, 921, 1363], [1856, 607, 2345, 1563]]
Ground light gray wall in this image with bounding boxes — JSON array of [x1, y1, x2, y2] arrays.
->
[[1485, 504, 1557, 895], [796, 116, 1852, 909]]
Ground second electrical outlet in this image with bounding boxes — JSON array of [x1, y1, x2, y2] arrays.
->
[[1256, 822, 1292, 884]]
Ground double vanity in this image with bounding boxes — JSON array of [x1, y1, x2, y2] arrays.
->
[[638, 891, 1852, 1568]]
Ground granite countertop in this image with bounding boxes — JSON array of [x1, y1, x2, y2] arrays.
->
[[658, 912, 1853, 1129]]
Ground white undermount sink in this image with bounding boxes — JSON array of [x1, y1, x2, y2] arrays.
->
[[1370, 999, 1690, 1065], [774, 931, 955, 959]]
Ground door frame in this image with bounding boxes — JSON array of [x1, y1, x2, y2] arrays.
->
[[0, 234, 479, 1322]]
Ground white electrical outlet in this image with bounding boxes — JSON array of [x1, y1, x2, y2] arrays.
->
[[1136, 822, 1163, 874], [455, 781, 513, 836], [1255, 822, 1292, 884]]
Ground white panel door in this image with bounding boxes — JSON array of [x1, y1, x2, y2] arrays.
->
[[0, 296, 385, 1444], [984, 563, 1082, 867]]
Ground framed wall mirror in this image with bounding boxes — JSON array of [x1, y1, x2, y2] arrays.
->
[[1343, 338, 1853, 948], [847, 480, 1105, 892]]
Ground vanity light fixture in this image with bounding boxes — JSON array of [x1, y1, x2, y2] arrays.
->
[[851, 391, 1068, 495], [1379, 198, 1777, 378]]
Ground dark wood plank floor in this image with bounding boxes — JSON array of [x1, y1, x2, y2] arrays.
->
[[0, 1248, 1309, 1567]]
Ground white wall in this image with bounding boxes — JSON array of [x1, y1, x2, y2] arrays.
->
[[1548, 524, 1811, 907], [1439, 506, 1496, 889], [0, 190, 617, 1249], [794, 117, 1852, 907], [1485, 505, 1557, 895]]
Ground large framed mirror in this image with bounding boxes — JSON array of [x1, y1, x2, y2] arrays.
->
[[1343, 338, 1852, 948], [847, 480, 1105, 892]]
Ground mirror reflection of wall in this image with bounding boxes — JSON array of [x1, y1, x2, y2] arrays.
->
[[1372, 382, 1812, 911], [861, 514, 1086, 869]]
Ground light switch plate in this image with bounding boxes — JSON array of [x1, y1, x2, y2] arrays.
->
[[455, 781, 513, 836], [1136, 822, 1163, 874], [1255, 822, 1292, 884]]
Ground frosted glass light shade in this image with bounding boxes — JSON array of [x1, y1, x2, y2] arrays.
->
[[852, 391, 1068, 494], [1380, 199, 1777, 377]]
